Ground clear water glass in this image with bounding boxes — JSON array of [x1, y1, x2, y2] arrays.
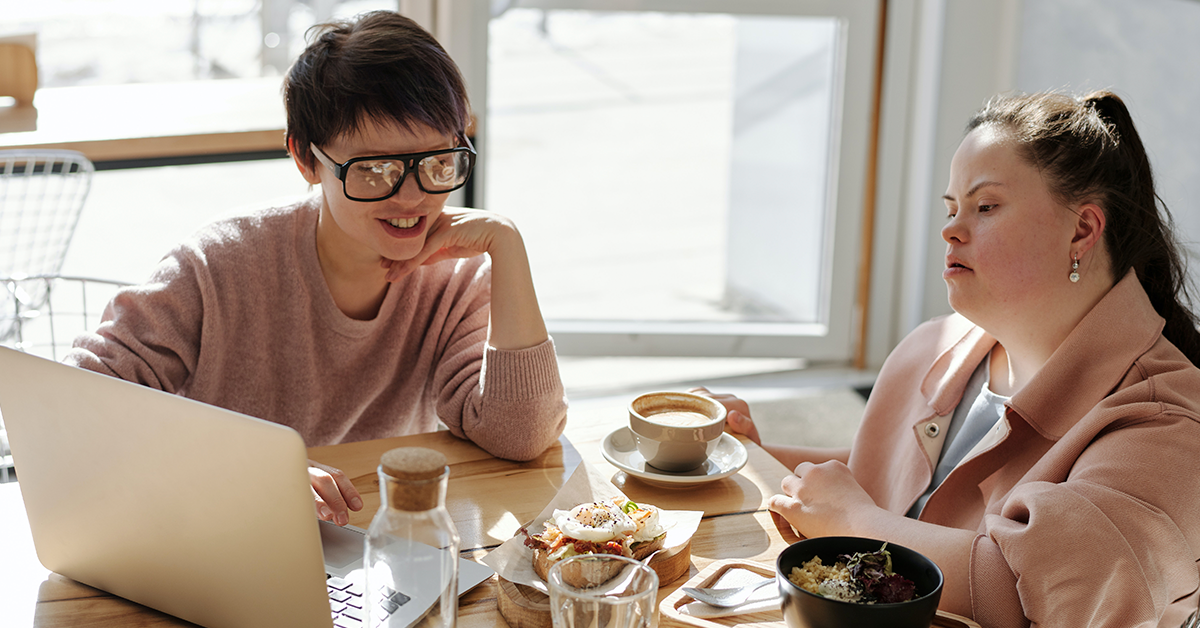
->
[[548, 554, 658, 628]]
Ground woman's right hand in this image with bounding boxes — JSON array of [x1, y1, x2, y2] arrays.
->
[[688, 386, 762, 446], [308, 459, 363, 526]]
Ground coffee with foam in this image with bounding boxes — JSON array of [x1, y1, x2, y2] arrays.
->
[[628, 391, 728, 472], [646, 410, 712, 427]]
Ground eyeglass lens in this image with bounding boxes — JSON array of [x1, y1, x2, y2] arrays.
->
[[345, 151, 471, 199]]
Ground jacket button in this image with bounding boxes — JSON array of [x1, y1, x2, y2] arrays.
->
[[924, 422, 940, 438]]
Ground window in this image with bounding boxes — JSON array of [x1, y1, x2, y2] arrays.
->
[[3, 0, 395, 87], [479, 0, 881, 359]]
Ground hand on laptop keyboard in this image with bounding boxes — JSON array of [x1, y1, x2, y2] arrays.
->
[[310, 459, 364, 527]]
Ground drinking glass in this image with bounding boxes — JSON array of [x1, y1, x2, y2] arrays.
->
[[547, 554, 658, 628]]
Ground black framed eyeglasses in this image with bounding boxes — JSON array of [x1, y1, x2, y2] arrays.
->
[[309, 136, 476, 201]]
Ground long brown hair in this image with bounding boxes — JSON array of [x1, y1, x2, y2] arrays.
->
[[967, 90, 1200, 364]]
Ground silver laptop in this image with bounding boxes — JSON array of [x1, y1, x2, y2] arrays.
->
[[0, 346, 492, 628]]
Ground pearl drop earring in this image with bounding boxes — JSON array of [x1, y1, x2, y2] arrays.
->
[[1069, 254, 1080, 283]]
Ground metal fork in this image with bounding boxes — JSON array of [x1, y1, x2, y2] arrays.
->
[[682, 577, 777, 608]]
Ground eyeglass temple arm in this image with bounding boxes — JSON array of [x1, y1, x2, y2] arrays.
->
[[308, 143, 342, 178]]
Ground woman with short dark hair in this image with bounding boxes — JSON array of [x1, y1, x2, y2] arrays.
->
[[67, 11, 567, 526]]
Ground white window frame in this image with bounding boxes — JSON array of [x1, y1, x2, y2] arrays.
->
[[419, 0, 881, 360]]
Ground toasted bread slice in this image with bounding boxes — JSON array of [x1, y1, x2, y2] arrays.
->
[[535, 548, 627, 588], [532, 547, 556, 582], [630, 534, 665, 561]]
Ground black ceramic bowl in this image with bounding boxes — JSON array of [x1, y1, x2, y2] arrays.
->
[[776, 536, 944, 628]]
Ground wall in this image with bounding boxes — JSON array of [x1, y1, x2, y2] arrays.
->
[[868, 0, 1200, 369], [1014, 0, 1200, 267]]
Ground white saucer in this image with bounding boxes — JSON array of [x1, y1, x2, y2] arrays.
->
[[601, 427, 748, 488]]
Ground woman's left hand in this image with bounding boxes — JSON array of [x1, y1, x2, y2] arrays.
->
[[769, 460, 880, 538], [381, 206, 548, 351], [382, 207, 512, 281], [688, 386, 762, 447]]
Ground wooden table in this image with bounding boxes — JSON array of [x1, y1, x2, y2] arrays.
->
[[0, 77, 288, 169], [0, 398, 801, 627]]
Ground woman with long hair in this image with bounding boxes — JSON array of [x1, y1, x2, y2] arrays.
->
[[699, 90, 1200, 626]]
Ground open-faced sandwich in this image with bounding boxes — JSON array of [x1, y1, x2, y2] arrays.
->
[[521, 496, 668, 587]]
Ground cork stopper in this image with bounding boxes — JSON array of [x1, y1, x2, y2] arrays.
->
[[380, 447, 447, 511]]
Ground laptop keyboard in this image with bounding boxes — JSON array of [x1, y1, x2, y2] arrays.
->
[[326, 574, 410, 628]]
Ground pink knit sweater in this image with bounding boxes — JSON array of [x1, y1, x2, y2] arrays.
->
[[65, 199, 567, 460]]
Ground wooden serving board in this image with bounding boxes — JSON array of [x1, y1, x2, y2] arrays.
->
[[498, 540, 693, 628], [659, 559, 981, 628]]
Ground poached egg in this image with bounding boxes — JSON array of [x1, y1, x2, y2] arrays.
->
[[551, 500, 637, 542]]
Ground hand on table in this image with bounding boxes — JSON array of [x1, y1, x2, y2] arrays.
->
[[770, 460, 879, 538], [308, 459, 363, 526], [688, 386, 762, 446]]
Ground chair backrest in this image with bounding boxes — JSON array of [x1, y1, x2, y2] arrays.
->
[[0, 150, 94, 280], [0, 148, 97, 483], [0, 150, 95, 347], [0, 40, 38, 105]]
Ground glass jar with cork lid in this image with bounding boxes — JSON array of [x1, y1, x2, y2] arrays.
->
[[365, 447, 460, 627]]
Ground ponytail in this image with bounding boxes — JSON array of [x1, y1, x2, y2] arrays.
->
[[968, 90, 1200, 364], [1084, 92, 1200, 364]]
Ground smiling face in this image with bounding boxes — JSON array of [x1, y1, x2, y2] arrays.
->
[[940, 125, 1083, 333], [301, 117, 455, 272]]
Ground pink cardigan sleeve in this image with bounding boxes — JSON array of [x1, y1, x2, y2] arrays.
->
[[65, 247, 207, 392], [431, 261, 567, 462], [968, 408, 1200, 627]]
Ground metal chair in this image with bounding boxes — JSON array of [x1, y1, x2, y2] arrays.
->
[[0, 149, 98, 484], [0, 149, 95, 346], [1, 274, 129, 359]]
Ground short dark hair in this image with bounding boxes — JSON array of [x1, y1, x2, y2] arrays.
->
[[967, 90, 1200, 364], [283, 10, 471, 170]]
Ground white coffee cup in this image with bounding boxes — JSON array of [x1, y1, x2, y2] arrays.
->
[[628, 391, 727, 472]]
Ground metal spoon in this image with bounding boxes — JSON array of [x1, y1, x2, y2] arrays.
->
[[682, 577, 777, 608]]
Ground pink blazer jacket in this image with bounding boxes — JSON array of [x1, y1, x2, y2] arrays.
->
[[849, 271, 1200, 627]]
